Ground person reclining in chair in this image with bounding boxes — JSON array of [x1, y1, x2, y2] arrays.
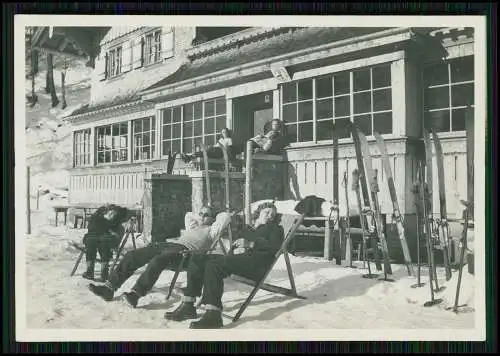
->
[[165, 202, 284, 329], [88, 206, 232, 307], [82, 204, 131, 281]]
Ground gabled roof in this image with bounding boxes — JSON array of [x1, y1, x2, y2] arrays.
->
[[143, 27, 388, 93]]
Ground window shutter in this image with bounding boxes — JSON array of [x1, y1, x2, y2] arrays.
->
[[121, 41, 132, 73], [95, 52, 107, 81], [161, 28, 174, 60], [132, 38, 143, 69]]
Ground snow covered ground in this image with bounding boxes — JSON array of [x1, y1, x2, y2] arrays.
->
[[16, 195, 481, 341]]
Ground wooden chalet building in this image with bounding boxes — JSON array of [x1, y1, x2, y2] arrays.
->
[[48, 26, 475, 260]]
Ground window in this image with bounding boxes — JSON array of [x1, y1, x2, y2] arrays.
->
[[161, 97, 227, 155], [423, 56, 474, 132], [133, 116, 156, 161], [281, 63, 393, 143], [106, 45, 123, 78], [73, 129, 92, 167], [143, 30, 162, 66], [96, 123, 128, 164]]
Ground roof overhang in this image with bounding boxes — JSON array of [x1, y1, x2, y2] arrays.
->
[[63, 99, 150, 124], [141, 27, 438, 104]]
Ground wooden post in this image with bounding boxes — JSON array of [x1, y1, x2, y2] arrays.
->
[[465, 107, 474, 220], [244, 140, 253, 225], [36, 185, 40, 210], [27, 166, 31, 234], [332, 130, 340, 265]]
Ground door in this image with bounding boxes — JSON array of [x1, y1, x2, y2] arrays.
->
[[253, 108, 273, 136]]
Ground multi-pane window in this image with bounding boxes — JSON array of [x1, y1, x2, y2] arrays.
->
[[106, 46, 122, 78], [161, 97, 227, 155], [73, 129, 92, 167], [281, 63, 393, 143], [143, 30, 162, 66], [96, 123, 128, 164], [161, 106, 183, 155], [133, 116, 156, 161], [423, 56, 474, 132]]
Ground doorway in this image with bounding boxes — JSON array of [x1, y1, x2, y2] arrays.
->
[[231, 91, 274, 144]]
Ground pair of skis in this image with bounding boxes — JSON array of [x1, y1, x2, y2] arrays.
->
[[338, 122, 413, 280], [423, 129, 452, 281], [413, 161, 443, 307]]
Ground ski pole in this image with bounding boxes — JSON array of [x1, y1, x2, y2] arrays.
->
[[411, 175, 425, 289], [421, 173, 442, 307], [447, 200, 471, 312]]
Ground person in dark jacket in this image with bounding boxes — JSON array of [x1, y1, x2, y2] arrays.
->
[[82, 204, 130, 281], [164, 202, 284, 329], [87, 208, 233, 308], [249, 118, 289, 155]]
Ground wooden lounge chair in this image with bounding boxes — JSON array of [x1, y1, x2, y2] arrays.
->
[[69, 218, 140, 277], [165, 212, 234, 300], [227, 213, 306, 322]]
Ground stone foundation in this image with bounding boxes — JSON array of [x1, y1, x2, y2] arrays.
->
[[143, 174, 192, 242]]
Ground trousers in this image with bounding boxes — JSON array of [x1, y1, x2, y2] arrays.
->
[[184, 252, 271, 310], [108, 242, 186, 296], [83, 234, 119, 262]]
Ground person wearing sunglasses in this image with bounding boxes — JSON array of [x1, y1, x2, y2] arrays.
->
[[88, 206, 231, 308]]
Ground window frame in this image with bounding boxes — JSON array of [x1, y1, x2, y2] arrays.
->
[[73, 129, 92, 168], [106, 44, 123, 79], [280, 63, 394, 145], [95, 122, 129, 165], [132, 116, 157, 162], [160, 97, 227, 156], [142, 29, 163, 67], [422, 55, 475, 134]]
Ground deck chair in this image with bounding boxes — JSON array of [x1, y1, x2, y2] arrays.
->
[[227, 213, 306, 322], [165, 212, 234, 300], [69, 218, 140, 277]]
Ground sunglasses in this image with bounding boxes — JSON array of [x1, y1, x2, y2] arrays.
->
[[199, 212, 211, 218]]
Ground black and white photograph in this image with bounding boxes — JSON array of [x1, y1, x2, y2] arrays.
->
[[14, 15, 487, 341]]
